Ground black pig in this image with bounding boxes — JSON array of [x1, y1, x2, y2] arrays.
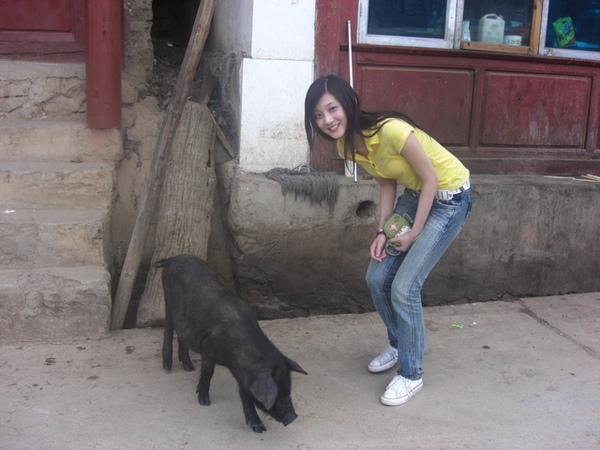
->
[[155, 254, 307, 433]]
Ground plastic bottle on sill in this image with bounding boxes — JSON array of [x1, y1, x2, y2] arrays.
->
[[462, 20, 471, 41]]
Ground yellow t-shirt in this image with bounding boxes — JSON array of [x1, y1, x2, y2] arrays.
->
[[337, 119, 469, 191]]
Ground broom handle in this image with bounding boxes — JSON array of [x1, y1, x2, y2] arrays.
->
[[347, 20, 357, 183]]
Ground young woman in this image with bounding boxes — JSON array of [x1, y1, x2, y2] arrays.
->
[[304, 75, 472, 406]]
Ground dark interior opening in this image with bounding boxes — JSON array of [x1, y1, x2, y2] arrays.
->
[[151, 0, 201, 48]]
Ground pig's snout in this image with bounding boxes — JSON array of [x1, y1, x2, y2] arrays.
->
[[282, 412, 298, 426]]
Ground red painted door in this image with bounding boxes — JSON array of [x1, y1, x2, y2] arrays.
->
[[0, 0, 85, 56]]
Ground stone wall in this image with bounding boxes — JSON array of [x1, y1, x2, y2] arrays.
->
[[113, 0, 162, 273], [0, 62, 86, 120], [223, 173, 600, 319]]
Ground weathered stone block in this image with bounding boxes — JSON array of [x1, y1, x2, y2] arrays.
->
[[0, 209, 108, 269], [0, 267, 112, 341]]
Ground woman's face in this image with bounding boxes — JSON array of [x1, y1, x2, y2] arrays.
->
[[312, 92, 347, 140]]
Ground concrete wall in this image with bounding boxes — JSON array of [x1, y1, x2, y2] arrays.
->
[[223, 173, 600, 319], [208, 0, 315, 173]]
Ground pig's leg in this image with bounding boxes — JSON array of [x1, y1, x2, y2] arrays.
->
[[239, 388, 267, 433], [197, 357, 215, 406], [177, 337, 195, 371], [162, 315, 174, 371]]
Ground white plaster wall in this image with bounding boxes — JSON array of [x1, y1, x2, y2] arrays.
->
[[233, 0, 316, 173], [209, 0, 252, 54], [239, 58, 314, 172], [250, 0, 316, 60]]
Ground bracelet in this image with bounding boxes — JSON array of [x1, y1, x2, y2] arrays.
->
[[375, 228, 385, 237]]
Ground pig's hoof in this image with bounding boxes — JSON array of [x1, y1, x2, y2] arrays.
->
[[163, 361, 172, 371], [251, 422, 267, 433], [182, 361, 195, 372], [198, 394, 211, 406]]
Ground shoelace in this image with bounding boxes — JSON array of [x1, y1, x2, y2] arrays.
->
[[387, 376, 419, 395], [376, 347, 397, 364], [387, 376, 410, 393]]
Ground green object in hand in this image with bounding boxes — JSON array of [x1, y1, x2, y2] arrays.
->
[[383, 213, 416, 255]]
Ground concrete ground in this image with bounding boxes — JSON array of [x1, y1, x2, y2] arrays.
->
[[1, 293, 599, 450]]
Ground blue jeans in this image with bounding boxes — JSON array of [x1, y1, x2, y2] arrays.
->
[[365, 186, 472, 380]]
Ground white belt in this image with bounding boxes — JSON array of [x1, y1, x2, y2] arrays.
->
[[435, 179, 471, 201]]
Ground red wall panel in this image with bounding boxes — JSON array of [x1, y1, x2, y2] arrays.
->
[[480, 72, 591, 149], [359, 66, 474, 146]]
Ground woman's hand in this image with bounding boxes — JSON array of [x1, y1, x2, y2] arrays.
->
[[386, 230, 417, 253], [371, 177, 397, 262], [370, 234, 387, 261]]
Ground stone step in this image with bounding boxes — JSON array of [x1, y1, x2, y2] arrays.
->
[[0, 60, 86, 120], [0, 161, 114, 209], [0, 266, 111, 341], [0, 119, 122, 163], [0, 208, 108, 270], [0, 60, 119, 341]]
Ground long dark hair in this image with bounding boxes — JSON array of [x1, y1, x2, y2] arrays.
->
[[304, 75, 420, 164]]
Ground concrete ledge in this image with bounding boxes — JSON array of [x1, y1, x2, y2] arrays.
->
[[0, 120, 123, 163], [0, 209, 109, 269], [0, 60, 85, 79], [441, 175, 600, 303], [0, 161, 115, 209], [226, 174, 600, 318], [0, 266, 111, 342]]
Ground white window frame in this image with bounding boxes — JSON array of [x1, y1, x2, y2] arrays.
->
[[357, 0, 459, 49], [538, 0, 600, 61], [357, 0, 600, 62]]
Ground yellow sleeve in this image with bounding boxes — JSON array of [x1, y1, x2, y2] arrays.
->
[[378, 120, 414, 156]]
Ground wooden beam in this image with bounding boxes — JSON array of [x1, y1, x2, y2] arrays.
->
[[110, 0, 218, 330]]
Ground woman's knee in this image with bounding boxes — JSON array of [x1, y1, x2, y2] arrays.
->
[[365, 269, 379, 291], [391, 276, 423, 307]]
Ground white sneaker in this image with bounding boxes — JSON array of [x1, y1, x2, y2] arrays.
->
[[368, 342, 398, 373], [380, 375, 423, 406]]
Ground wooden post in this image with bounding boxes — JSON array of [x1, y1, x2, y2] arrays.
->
[[136, 102, 217, 327], [110, 0, 218, 329], [86, 0, 123, 129]]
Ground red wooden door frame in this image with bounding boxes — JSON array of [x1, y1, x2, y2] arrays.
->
[[85, 0, 123, 128]]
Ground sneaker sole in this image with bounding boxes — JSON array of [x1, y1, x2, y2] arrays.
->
[[368, 358, 398, 373], [380, 380, 423, 406]]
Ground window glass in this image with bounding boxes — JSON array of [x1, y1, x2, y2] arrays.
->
[[462, 0, 533, 46], [367, 0, 448, 39], [359, 0, 599, 60], [545, 0, 600, 53]]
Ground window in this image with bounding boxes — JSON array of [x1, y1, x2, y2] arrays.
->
[[540, 0, 600, 58], [358, 0, 459, 49], [357, 0, 600, 61]]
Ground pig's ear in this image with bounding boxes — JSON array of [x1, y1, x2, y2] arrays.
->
[[285, 357, 308, 375], [250, 370, 278, 410]]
